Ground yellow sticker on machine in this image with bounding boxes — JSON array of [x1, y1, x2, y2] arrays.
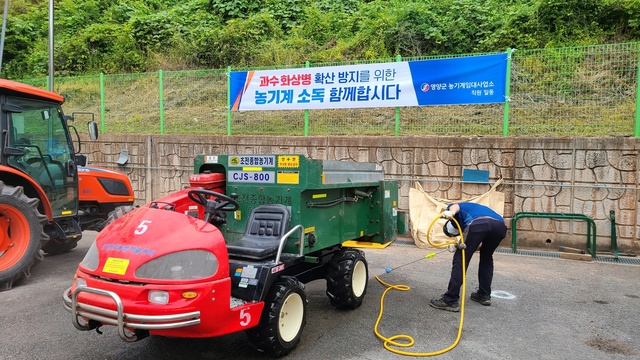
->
[[103, 257, 130, 275], [277, 171, 299, 184], [278, 155, 300, 168]]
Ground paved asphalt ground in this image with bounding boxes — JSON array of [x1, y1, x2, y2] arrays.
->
[[1, 233, 639, 360]]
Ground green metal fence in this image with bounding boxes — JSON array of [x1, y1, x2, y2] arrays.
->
[[19, 42, 640, 137]]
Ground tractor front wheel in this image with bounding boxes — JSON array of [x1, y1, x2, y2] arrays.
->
[[326, 248, 369, 309], [104, 205, 137, 228], [42, 234, 78, 255], [0, 182, 48, 291], [246, 276, 307, 357]]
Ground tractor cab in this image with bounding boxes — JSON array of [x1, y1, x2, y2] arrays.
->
[[4, 96, 79, 218], [1, 79, 132, 291]]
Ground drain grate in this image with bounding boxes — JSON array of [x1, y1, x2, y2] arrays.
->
[[495, 248, 640, 266], [496, 248, 560, 258], [594, 256, 640, 265]]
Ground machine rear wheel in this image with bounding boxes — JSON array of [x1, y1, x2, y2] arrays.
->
[[0, 182, 48, 291], [246, 276, 307, 357], [326, 249, 369, 309]]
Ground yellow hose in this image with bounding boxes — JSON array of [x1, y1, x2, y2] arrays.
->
[[373, 215, 466, 356]]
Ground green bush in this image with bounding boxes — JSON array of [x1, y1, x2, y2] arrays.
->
[[56, 23, 147, 75], [1, 0, 640, 78], [195, 12, 284, 68]]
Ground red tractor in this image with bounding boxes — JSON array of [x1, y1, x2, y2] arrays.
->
[[0, 79, 134, 290], [63, 154, 398, 357]]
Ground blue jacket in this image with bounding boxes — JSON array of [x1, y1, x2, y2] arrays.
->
[[447, 202, 503, 230]]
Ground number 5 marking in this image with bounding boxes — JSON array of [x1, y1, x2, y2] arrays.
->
[[134, 220, 152, 235], [240, 309, 251, 326]]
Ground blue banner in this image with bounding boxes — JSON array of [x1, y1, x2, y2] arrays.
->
[[408, 53, 507, 106], [230, 53, 507, 111]]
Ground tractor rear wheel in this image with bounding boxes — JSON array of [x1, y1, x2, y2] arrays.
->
[[246, 276, 307, 357], [326, 248, 369, 309], [0, 182, 48, 291]]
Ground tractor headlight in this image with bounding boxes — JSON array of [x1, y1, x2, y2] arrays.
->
[[98, 178, 131, 196], [135, 250, 218, 280], [80, 241, 100, 271]]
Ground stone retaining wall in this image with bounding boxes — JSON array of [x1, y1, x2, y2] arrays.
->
[[86, 134, 639, 254]]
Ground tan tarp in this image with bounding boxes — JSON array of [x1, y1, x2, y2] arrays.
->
[[408, 180, 504, 248]]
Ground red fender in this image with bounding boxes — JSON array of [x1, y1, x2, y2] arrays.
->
[[0, 165, 53, 221]]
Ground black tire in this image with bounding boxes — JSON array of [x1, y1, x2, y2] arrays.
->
[[42, 236, 78, 255], [326, 249, 369, 309], [0, 182, 48, 291], [104, 205, 137, 228], [45, 206, 136, 255], [246, 277, 307, 357]]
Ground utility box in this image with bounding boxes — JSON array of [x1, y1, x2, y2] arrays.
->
[[189, 172, 226, 193], [193, 154, 398, 253]]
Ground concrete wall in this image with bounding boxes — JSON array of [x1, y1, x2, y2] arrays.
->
[[86, 134, 640, 254]]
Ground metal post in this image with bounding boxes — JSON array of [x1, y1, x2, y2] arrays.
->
[[227, 66, 232, 136], [635, 53, 640, 137], [159, 70, 164, 135], [503, 48, 513, 137], [394, 54, 402, 136], [0, 0, 9, 75], [100, 73, 105, 133], [610, 210, 619, 259], [304, 61, 310, 136], [48, 0, 54, 91]]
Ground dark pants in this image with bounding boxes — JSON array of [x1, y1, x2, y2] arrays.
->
[[443, 217, 507, 304]]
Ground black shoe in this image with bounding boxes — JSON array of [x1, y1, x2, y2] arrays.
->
[[429, 297, 460, 312], [471, 291, 491, 306]]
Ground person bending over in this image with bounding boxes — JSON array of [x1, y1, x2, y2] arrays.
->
[[429, 202, 507, 312]]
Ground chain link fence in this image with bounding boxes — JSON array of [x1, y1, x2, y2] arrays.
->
[[19, 42, 640, 137], [510, 43, 638, 136]]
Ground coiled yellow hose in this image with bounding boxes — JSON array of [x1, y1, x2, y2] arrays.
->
[[374, 215, 466, 356]]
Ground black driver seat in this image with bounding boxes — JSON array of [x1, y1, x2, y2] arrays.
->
[[226, 204, 290, 260]]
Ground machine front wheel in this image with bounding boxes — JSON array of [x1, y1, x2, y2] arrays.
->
[[246, 276, 307, 357], [326, 248, 369, 309]]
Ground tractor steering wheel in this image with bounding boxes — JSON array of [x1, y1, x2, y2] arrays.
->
[[188, 189, 239, 223]]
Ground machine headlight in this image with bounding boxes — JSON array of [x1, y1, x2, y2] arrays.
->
[[148, 290, 170, 305], [135, 250, 218, 280], [80, 241, 99, 271], [75, 277, 87, 288]]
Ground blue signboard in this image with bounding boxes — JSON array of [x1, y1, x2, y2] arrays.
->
[[230, 53, 507, 111]]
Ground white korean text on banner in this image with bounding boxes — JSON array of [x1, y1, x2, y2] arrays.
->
[[230, 53, 507, 111]]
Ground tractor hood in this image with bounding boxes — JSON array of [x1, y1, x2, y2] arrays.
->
[[77, 165, 134, 202], [81, 206, 229, 283]]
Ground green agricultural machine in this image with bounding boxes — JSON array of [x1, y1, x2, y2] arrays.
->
[[63, 154, 398, 357]]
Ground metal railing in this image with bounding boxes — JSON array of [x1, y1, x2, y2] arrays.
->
[[511, 212, 597, 258]]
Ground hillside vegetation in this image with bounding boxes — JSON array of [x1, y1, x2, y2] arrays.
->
[[1, 0, 639, 79]]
